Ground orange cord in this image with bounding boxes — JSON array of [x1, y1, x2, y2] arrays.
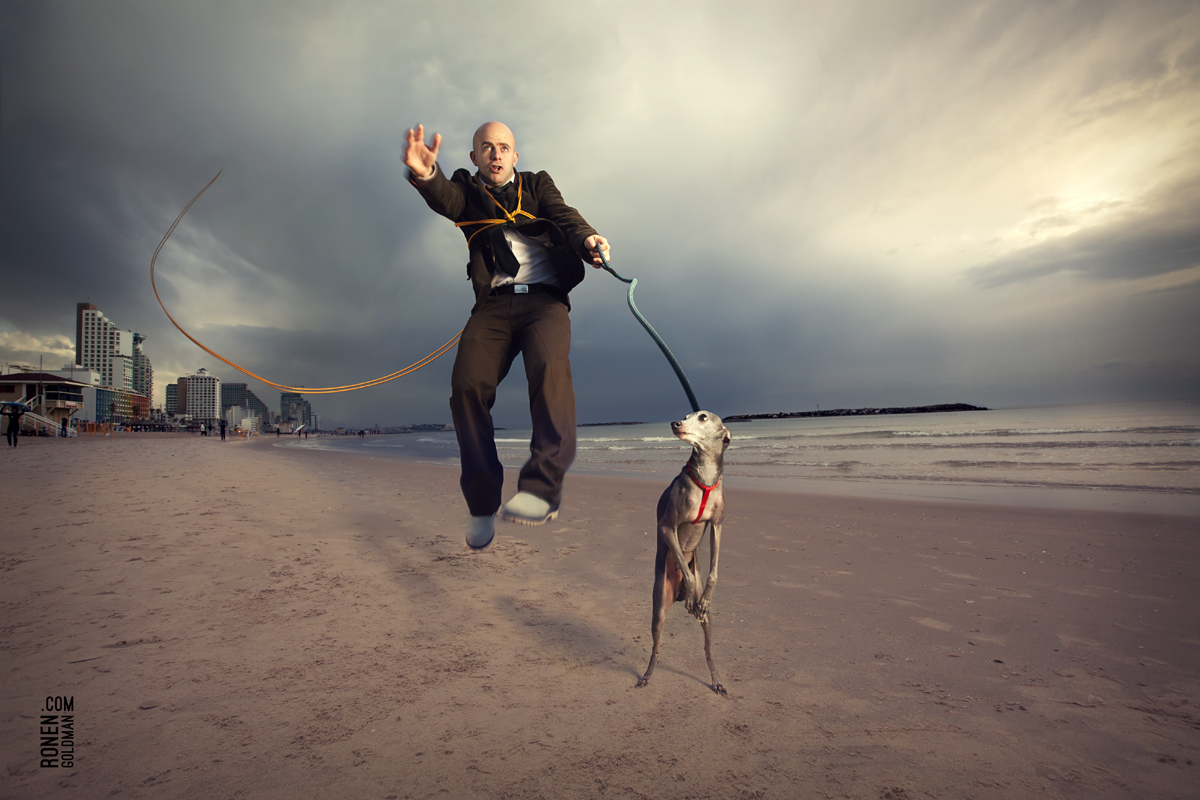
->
[[453, 171, 536, 245], [150, 171, 460, 394]]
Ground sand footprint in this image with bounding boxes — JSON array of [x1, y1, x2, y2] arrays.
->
[[911, 617, 953, 631]]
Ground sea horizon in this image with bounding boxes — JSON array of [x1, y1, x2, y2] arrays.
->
[[284, 398, 1200, 517]]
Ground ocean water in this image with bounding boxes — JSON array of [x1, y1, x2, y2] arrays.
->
[[292, 399, 1200, 514]]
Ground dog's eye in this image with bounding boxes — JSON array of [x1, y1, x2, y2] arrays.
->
[[699, 414, 707, 421]]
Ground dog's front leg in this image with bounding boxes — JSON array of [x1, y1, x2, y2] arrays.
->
[[695, 520, 721, 621], [661, 522, 699, 614]]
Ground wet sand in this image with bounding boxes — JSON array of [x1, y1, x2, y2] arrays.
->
[[2, 434, 1197, 799]]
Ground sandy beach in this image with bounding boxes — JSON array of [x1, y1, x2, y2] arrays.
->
[[2, 433, 1197, 799]]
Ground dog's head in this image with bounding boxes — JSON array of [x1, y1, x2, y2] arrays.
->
[[671, 410, 732, 453]]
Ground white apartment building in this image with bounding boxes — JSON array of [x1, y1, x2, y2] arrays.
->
[[185, 368, 222, 421], [225, 405, 260, 434], [75, 303, 134, 391]]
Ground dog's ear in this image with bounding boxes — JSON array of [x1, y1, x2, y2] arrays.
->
[[721, 425, 731, 450]]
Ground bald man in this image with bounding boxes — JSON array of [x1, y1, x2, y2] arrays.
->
[[405, 121, 610, 548]]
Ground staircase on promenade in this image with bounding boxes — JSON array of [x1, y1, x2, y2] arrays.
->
[[11, 393, 77, 437]]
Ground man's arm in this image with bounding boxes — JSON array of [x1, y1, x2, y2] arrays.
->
[[404, 124, 467, 221], [532, 171, 610, 268]]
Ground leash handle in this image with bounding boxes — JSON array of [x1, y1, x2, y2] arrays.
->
[[594, 240, 629, 283], [595, 240, 701, 413]]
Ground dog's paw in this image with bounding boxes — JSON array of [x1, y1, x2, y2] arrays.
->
[[635, 676, 650, 689], [695, 597, 711, 619], [711, 681, 727, 697]]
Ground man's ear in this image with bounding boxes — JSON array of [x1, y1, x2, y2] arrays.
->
[[469, 150, 478, 167]]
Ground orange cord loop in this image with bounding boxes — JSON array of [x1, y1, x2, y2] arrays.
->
[[151, 171, 460, 395]]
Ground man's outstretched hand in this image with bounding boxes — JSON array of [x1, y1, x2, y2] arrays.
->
[[585, 235, 611, 268], [404, 124, 441, 180]]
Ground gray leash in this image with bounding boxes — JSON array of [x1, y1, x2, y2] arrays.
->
[[595, 246, 701, 413]]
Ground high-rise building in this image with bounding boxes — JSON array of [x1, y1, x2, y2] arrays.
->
[[132, 332, 153, 402], [221, 383, 272, 425], [185, 368, 221, 422], [165, 384, 178, 415], [75, 303, 134, 391], [225, 405, 260, 434], [280, 391, 312, 429]]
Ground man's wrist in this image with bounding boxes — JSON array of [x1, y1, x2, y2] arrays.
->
[[410, 163, 437, 183]]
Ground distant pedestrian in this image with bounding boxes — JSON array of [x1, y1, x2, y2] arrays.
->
[[2, 405, 25, 447], [219, 419, 227, 441], [276, 428, 280, 437]]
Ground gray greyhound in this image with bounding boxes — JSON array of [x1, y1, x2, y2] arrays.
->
[[636, 410, 731, 696]]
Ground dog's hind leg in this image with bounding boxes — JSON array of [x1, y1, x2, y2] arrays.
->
[[637, 542, 681, 688]]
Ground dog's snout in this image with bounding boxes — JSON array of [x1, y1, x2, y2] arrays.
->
[[671, 420, 683, 430]]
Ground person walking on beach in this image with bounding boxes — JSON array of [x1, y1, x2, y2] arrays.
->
[[2, 404, 25, 447], [219, 418, 227, 441], [404, 121, 610, 548]]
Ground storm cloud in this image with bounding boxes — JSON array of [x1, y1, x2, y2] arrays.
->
[[2, 0, 1198, 429]]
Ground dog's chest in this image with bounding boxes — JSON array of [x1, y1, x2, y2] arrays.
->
[[680, 481, 722, 528]]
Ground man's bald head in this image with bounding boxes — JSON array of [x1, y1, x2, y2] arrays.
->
[[470, 121, 519, 187], [473, 121, 515, 152]]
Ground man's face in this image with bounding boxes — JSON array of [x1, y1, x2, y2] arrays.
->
[[470, 123, 519, 186]]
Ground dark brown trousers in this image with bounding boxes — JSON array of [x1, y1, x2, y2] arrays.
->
[[450, 293, 576, 517]]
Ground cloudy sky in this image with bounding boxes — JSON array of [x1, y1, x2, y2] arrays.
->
[[2, 0, 1198, 429]]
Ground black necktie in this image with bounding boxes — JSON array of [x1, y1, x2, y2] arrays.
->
[[485, 182, 521, 277], [488, 226, 521, 277], [487, 183, 514, 212]]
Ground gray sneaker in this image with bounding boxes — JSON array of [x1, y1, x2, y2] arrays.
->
[[499, 492, 559, 526], [465, 515, 496, 549]]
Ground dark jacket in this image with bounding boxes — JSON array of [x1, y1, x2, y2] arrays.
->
[[411, 167, 598, 312]]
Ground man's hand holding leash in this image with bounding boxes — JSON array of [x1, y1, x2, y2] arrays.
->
[[585, 234, 610, 269]]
